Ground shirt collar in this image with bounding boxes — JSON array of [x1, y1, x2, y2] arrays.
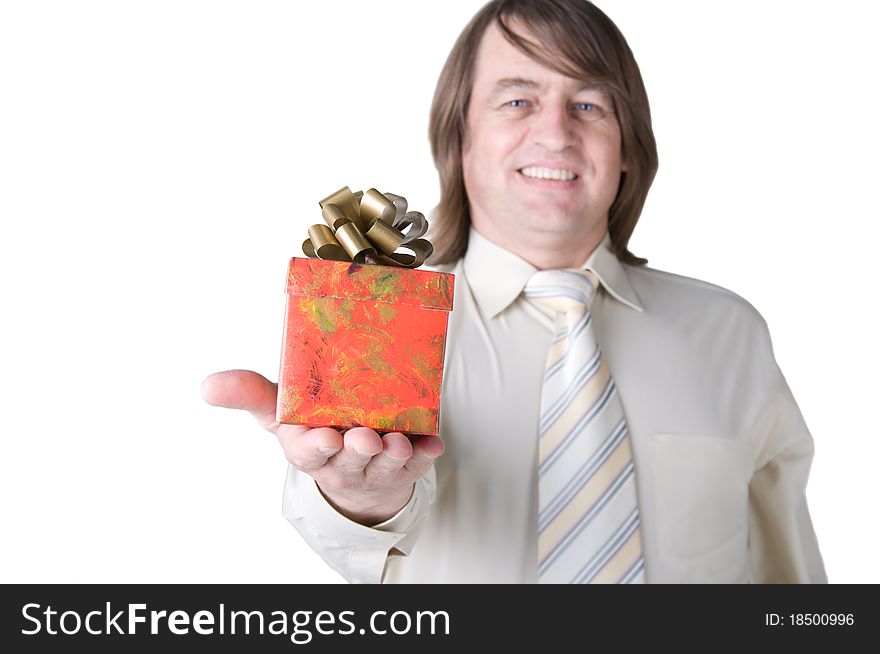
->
[[463, 227, 643, 319]]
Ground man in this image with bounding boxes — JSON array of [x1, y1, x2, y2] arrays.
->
[[202, 0, 827, 583]]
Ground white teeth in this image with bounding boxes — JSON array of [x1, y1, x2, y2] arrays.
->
[[520, 166, 577, 181]]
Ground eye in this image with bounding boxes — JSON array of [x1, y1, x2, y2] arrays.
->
[[505, 99, 529, 108], [572, 101, 611, 122]]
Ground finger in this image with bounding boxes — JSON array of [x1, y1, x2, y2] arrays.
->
[[278, 427, 344, 472], [201, 370, 278, 432], [364, 432, 413, 479], [329, 427, 383, 474], [403, 435, 445, 476]]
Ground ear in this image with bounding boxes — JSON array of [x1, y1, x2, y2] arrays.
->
[[621, 159, 630, 173]]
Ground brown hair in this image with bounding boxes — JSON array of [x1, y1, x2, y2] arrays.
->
[[428, 0, 657, 266]]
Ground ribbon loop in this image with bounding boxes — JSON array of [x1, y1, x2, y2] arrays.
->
[[360, 188, 397, 227], [319, 187, 361, 225], [395, 211, 429, 244], [302, 186, 433, 269], [322, 204, 353, 231], [382, 192, 408, 222], [303, 224, 349, 261]]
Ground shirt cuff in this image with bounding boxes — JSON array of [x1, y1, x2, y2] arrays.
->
[[282, 464, 432, 583]]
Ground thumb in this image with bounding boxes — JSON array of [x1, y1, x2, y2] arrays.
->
[[201, 369, 279, 432]]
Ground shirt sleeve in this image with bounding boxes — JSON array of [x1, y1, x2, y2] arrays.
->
[[281, 463, 436, 584], [747, 356, 828, 583]]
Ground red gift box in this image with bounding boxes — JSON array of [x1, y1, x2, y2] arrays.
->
[[276, 257, 455, 436]]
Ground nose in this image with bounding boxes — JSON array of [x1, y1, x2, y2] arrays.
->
[[530, 102, 575, 152]]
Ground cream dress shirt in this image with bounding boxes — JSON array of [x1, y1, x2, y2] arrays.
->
[[282, 228, 827, 584]]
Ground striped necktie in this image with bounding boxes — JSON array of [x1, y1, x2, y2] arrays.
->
[[524, 269, 646, 584]]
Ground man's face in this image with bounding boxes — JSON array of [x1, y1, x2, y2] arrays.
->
[[462, 24, 626, 251]]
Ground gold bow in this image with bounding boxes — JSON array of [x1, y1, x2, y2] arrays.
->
[[302, 186, 433, 269]]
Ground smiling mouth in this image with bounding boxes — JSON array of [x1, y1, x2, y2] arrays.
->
[[518, 166, 579, 181]]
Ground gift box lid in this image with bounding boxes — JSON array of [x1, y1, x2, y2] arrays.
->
[[286, 257, 454, 311]]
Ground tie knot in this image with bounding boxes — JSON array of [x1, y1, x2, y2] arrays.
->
[[524, 269, 599, 313]]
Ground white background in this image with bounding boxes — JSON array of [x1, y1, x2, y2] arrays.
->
[[1, 0, 877, 583]]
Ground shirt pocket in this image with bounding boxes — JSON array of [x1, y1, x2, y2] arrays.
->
[[649, 433, 754, 583]]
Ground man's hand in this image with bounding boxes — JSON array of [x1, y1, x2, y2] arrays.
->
[[200, 369, 445, 526]]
